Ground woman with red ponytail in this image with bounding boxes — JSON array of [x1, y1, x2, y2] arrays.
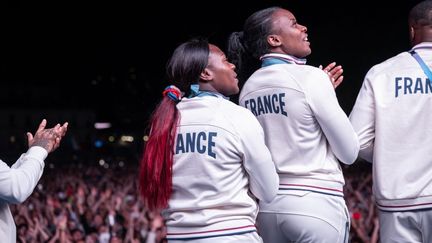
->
[[139, 38, 278, 242]]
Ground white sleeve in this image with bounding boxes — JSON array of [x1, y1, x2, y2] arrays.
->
[[237, 111, 279, 203], [145, 231, 157, 243], [0, 146, 47, 203], [307, 71, 359, 164], [349, 74, 375, 162]]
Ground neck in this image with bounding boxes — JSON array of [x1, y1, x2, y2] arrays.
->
[[423, 34, 432, 43], [199, 83, 218, 93], [189, 84, 229, 99], [411, 25, 432, 46], [260, 53, 307, 65]]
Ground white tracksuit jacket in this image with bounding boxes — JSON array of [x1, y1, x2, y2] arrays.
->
[[350, 42, 432, 211], [0, 146, 47, 243], [239, 53, 359, 210], [162, 93, 279, 240]]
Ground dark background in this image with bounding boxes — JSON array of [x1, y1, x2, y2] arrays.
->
[[0, 0, 424, 156]]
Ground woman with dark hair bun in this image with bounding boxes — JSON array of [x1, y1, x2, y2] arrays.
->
[[139, 38, 278, 243], [227, 7, 359, 243]]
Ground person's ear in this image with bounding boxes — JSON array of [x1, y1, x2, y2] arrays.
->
[[200, 68, 212, 82], [410, 26, 415, 42], [267, 34, 282, 47]]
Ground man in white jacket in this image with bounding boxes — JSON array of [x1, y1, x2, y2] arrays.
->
[[0, 119, 68, 242], [349, 1, 432, 242]]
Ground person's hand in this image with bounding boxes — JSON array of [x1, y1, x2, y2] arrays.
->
[[151, 214, 164, 231], [27, 119, 68, 153], [319, 62, 343, 88], [32, 217, 41, 231], [57, 213, 68, 231], [18, 235, 27, 243], [115, 196, 122, 210]]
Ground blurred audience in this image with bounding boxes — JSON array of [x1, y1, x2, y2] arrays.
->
[[343, 162, 379, 243], [12, 158, 166, 243], [12, 156, 376, 243]]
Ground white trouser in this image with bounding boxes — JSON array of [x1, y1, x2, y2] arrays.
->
[[168, 232, 263, 243], [257, 192, 350, 243], [379, 209, 432, 243]]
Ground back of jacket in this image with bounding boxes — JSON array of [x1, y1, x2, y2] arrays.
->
[[163, 94, 278, 240], [350, 42, 432, 211], [239, 61, 358, 200]]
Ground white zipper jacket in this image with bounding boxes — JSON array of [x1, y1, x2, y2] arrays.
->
[[0, 146, 47, 243], [239, 54, 359, 204], [163, 94, 278, 240], [350, 42, 432, 211]]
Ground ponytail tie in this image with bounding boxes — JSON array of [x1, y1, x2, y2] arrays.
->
[[162, 85, 182, 103]]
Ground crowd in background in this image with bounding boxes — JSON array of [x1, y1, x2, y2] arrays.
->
[[9, 153, 377, 243], [11, 156, 166, 243], [344, 163, 379, 243]]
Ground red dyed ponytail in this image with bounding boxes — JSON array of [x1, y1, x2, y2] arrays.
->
[[139, 86, 182, 210]]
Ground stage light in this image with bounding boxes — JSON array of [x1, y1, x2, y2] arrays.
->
[[94, 122, 112, 129], [120, 135, 134, 142], [94, 139, 103, 148]]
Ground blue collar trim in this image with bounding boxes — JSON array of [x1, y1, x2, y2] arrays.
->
[[260, 53, 307, 67], [262, 58, 292, 67], [189, 84, 230, 100]]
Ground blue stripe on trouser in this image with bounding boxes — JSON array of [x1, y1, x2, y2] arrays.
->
[[344, 221, 349, 243], [167, 229, 256, 241]]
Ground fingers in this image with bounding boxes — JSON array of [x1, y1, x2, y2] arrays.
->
[[51, 122, 68, 138], [330, 67, 343, 88], [28, 120, 68, 152], [333, 76, 344, 88], [320, 62, 344, 88], [36, 119, 47, 133], [322, 62, 336, 73], [52, 124, 61, 136], [27, 132, 34, 146], [330, 67, 343, 79], [328, 65, 342, 76], [322, 62, 342, 75], [60, 122, 69, 137], [51, 137, 61, 152], [48, 122, 68, 152]]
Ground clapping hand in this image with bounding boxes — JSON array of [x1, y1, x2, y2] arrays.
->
[[319, 62, 343, 88], [27, 119, 68, 153]]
